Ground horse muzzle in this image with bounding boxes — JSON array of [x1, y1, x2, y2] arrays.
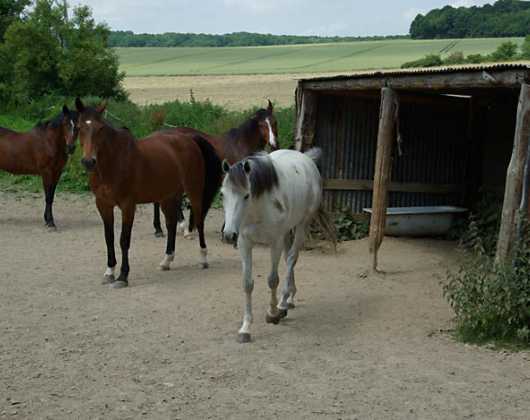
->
[[222, 231, 238, 248], [81, 157, 96, 172]]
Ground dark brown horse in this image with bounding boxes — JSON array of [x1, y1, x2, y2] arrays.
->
[[152, 100, 280, 237], [0, 107, 78, 228], [75, 98, 222, 289]]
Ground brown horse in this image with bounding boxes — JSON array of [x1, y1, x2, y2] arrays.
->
[[75, 98, 222, 289], [0, 106, 78, 228], [152, 100, 280, 237]]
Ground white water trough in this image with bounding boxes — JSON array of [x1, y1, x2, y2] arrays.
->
[[363, 206, 468, 237]]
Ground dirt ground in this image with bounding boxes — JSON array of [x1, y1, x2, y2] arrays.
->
[[123, 73, 341, 109], [0, 192, 529, 419]]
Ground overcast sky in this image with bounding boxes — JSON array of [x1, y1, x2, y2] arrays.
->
[[68, 0, 492, 36]]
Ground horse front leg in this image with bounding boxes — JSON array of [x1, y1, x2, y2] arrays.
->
[[96, 199, 117, 284], [111, 203, 136, 289], [265, 240, 285, 325], [42, 175, 58, 230], [238, 238, 254, 343], [153, 203, 164, 238]]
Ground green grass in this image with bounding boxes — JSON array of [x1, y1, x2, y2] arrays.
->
[[117, 37, 525, 76]]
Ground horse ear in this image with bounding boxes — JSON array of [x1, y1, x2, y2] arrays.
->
[[243, 160, 251, 174], [75, 97, 85, 112], [222, 160, 231, 174], [62, 104, 70, 117], [267, 99, 273, 114], [96, 100, 107, 114]]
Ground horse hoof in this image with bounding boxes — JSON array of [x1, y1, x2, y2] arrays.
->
[[159, 265, 170, 271], [110, 280, 128, 289], [102, 274, 115, 284], [47, 224, 57, 232], [201, 262, 209, 269], [184, 233, 195, 240], [265, 313, 281, 325], [288, 302, 296, 309], [278, 309, 288, 319], [154, 231, 165, 238], [238, 333, 251, 343]]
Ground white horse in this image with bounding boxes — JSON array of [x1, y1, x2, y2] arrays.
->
[[221, 148, 324, 343]]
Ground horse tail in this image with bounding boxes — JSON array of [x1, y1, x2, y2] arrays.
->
[[304, 147, 322, 165], [192, 135, 222, 220], [312, 204, 338, 250]]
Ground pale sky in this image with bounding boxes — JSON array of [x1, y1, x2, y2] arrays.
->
[[68, 0, 493, 36]]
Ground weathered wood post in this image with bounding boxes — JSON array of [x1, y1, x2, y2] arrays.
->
[[369, 87, 399, 271], [295, 88, 317, 152], [495, 84, 530, 265]]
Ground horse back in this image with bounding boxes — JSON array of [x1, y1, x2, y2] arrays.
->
[[0, 129, 53, 175]]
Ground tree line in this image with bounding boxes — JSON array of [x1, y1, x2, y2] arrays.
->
[[0, 0, 124, 106], [410, 0, 530, 39], [108, 31, 408, 48]]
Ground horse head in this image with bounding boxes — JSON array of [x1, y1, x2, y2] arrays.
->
[[253, 100, 279, 152], [75, 97, 108, 172]]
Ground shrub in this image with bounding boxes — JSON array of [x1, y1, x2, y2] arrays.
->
[[444, 248, 530, 345], [401, 54, 443, 69], [490, 41, 519, 61], [334, 208, 369, 241], [444, 51, 466, 65], [521, 35, 530, 59]]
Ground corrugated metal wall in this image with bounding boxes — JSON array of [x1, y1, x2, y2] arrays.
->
[[314, 93, 470, 213]]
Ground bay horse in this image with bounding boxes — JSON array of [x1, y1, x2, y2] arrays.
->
[[152, 100, 280, 237], [0, 106, 78, 229], [75, 98, 222, 289], [221, 148, 331, 343]]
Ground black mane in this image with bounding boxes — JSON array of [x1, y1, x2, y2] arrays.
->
[[228, 153, 279, 198]]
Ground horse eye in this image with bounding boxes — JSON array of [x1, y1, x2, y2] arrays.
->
[[244, 194, 250, 200]]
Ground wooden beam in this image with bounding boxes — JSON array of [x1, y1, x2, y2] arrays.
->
[[295, 88, 318, 152], [302, 70, 527, 92], [495, 83, 530, 265], [369, 88, 398, 272], [323, 179, 462, 194]]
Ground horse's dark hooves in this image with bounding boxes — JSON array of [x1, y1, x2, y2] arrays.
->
[[288, 302, 296, 309], [102, 274, 115, 285], [46, 224, 57, 231], [278, 309, 288, 319], [202, 262, 209, 269], [110, 280, 128, 289], [265, 313, 281, 325], [154, 230, 165, 238], [238, 333, 251, 343]]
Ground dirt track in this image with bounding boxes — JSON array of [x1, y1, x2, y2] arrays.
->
[[0, 192, 529, 419]]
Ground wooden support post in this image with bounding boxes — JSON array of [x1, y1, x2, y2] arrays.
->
[[495, 84, 530, 265], [295, 88, 318, 152], [369, 88, 399, 271]]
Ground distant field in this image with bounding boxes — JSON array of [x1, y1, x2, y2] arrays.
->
[[119, 37, 525, 109], [117, 37, 524, 76]]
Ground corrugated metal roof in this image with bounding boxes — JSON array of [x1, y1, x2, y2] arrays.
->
[[299, 62, 530, 84]]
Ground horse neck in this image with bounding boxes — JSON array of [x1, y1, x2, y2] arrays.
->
[[43, 125, 67, 153], [96, 128, 137, 184], [223, 130, 264, 164]]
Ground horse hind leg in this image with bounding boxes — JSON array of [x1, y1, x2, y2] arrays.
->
[[159, 199, 178, 271], [265, 240, 285, 325], [278, 224, 305, 312], [153, 203, 164, 238], [187, 190, 208, 269]]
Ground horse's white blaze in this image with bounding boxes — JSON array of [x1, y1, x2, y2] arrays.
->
[[159, 253, 175, 270], [222, 149, 322, 341], [70, 120, 75, 134], [85, 120, 92, 125], [104, 266, 115, 277], [265, 118, 277, 148]]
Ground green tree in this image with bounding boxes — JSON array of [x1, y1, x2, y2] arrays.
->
[[490, 41, 519, 60], [0, 0, 124, 103], [0, 0, 29, 41]]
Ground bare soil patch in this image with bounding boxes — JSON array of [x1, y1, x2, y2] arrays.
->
[[0, 192, 529, 419]]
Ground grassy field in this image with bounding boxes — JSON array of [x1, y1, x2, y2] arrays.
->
[[117, 37, 524, 76]]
